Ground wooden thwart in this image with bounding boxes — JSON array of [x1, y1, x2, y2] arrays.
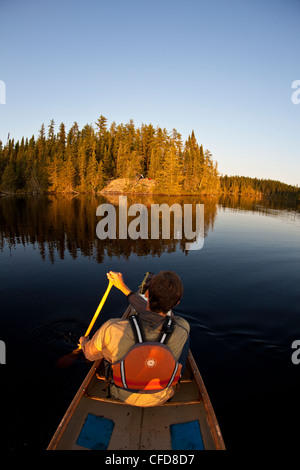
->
[[85, 393, 202, 407]]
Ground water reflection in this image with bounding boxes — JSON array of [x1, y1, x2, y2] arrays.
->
[[0, 195, 217, 262], [219, 194, 300, 218], [0, 194, 299, 263], [1, 193, 300, 451]]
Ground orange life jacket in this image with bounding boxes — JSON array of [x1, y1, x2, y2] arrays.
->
[[112, 314, 182, 393]]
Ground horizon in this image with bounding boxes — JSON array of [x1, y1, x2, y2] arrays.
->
[[1, 0, 300, 186]]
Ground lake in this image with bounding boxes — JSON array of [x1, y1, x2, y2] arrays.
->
[[0, 194, 300, 451]]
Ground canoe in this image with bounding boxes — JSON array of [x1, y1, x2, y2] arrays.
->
[[47, 274, 225, 450]]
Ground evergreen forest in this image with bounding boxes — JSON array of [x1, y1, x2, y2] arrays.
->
[[0, 115, 299, 199]]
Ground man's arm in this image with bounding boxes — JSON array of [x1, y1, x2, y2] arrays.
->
[[79, 334, 103, 361], [79, 319, 115, 361], [79, 273, 131, 361], [107, 271, 151, 316], [106, 271, 131, 296]]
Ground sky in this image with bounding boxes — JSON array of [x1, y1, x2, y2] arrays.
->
[[0, 0, 300, 186]]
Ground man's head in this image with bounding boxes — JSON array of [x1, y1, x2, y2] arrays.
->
[[148, 271, 183, 314]]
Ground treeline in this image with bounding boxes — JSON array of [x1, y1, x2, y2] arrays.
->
[[0, 116, 220, 195], [1, 116, 299, 198], [220, 175, 299, 198]]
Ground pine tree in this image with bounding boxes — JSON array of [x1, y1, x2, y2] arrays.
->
[[140, 123, 155, 174], [156, 144, 183, 194], [1, 163, 17, 192], [127, 150, 142, 178], [48, 154, 60, 192], [199, 150, 220, 194], [95, 115, 108, 160], [57, 123, 66, 155], [148, 127, 169, 179], [47, 119, 56, 142], [35, 124, 48, 190], [183, 131, 203, 193], [86, 142, 99, 192], [95, 115, 107, 138], [59, 155, 76, 192], [116, 142, 128, 177], [77, 140, 87, 191]]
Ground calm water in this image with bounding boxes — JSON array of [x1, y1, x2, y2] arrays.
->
[[0, 194, 300, 451]]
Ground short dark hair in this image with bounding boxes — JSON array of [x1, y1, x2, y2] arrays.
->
[[148, 271, 183, 314]]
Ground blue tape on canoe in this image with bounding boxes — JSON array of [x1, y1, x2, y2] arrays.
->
[[76, 413, 115, 450], [170, 420, 204, 450]]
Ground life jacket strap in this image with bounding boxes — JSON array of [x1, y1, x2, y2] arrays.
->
[[158, 316, 175, 345], [129, 315, 146, 343], [129, 314, 175, 345], [167, 361, 179, 388]]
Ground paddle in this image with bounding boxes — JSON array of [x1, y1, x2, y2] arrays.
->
[[55, 280, 113, 369]]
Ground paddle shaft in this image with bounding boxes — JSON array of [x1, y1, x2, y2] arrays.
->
[[83, 281, 113, 338], [55, 281, 113, 367]]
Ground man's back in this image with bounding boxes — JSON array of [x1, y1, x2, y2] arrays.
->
[[80, 272, 190, 407]]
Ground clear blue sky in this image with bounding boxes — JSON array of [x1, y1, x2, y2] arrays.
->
[[1, 0, 300, 185]]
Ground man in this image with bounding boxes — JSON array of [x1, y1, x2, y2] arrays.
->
[[79, 271, 190, 407]]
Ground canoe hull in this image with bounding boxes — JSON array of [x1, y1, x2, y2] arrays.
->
[[48, 349, 224, 450]]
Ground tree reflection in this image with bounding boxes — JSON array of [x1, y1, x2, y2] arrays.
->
[[0, 194, 217, 262], [1, 194, 298, 263]]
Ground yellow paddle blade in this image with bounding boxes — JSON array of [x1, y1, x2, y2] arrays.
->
[[55, 348, 82, 369]]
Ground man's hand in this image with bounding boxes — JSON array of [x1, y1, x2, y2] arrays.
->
[[78, 336, 89, 348], [106, 271, 131, 296]]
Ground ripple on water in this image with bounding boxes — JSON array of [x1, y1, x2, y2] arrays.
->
[[28, 318, 88, 352]]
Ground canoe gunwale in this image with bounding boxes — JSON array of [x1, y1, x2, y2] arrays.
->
[[47, 360, 102, 450], [187, 350, 225, 449]]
